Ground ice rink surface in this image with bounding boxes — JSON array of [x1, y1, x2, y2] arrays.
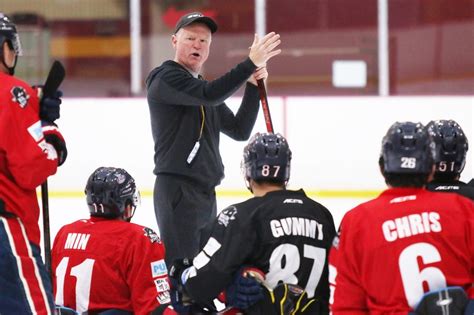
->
[[41, 195, 371, 246]]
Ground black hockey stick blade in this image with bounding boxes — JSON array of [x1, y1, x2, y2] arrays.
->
[[42, 60, 65, 98]]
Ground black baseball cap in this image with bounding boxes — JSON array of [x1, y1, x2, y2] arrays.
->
[[174, 12, 218, 34]]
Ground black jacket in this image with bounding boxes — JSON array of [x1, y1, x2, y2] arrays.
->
[[146, 58, 259, 189]]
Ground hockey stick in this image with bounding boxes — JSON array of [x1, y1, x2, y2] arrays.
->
[[257, 79, 274, 133], [40, 60, 66, 276]]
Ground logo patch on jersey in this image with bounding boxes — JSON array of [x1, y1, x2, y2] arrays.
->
[[151, 259, 167, 277], [283, 198, 303, 204], [157, 291, 171, 304], [435, 185, 459, 191], [217, 206, 237, 227], [389, 195, 416, 203], [11, 86, 30, 108], [154, 278, 170, 292], [143, 227, 161, 243]]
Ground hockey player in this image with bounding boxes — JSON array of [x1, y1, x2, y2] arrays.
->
[[329, 122, 473, 314], [170, 133, 337, 314], [426, 119, 474, 200], [51, 167, 176, 315], [0, 13, 67, 314]]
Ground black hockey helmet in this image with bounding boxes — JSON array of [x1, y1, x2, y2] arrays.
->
[[0, 13, 22, 75], [380, 122, 435, 175], [427, 119, 468, 176], [85, 167, 140, 219], [243, 132, 292, 184]]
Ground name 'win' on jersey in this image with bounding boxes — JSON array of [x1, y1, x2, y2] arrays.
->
[[186, 189, 337, 308]]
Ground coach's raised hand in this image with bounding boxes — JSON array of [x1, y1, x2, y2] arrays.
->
[[248, 32, 282, 67]]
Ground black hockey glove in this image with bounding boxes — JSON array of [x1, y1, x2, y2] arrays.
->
[[39, 89, 63, 123], [42, 122, 67, 166], [168, 258, 194, 314], [246, 283, 321, 315], [225, 267, 264, 310], [408, 286, 469, 315]]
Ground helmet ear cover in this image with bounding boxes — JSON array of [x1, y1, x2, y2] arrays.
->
[[243, 133, 292, 184], [85, 167, 139, 219]]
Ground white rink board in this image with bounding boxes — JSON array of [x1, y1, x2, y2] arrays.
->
[[49, 96, 473, 193], [41, 195, 366, 251]]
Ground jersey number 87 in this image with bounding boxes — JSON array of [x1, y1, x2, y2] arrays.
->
[[265, 243, 326, 298]]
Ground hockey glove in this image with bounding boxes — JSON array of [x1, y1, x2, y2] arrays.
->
[[246, 283, 320, 315], [39, 90, 63, 123], [168, 258, 194, 314], [225, 267, 264, 310], [409, 286, 469, 315], [42, 122, 67, 166]]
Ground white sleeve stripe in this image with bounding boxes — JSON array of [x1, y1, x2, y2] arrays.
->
[[193, 251, 211, 270], [202, 237, 221, 256]]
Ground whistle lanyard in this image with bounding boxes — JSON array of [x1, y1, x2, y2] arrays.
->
[[187, 105, 205, 164], [198, 105, 205, 140]]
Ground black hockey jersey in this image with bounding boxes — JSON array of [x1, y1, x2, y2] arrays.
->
[[426, 179, 474, 200], [184, 189, 336, 311]]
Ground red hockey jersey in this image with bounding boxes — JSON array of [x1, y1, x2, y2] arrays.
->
[[329, 188, 473, 314], [51, 217, 171, 314], [0, 72, 58, 245]]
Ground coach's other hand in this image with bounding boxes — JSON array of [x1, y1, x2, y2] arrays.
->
[[248, 67, 268, 86]]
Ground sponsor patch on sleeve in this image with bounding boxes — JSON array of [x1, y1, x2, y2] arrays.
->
[[157, 291, 171, 304], [154, 277, 170, 293], [151, 259, 167, 277], [27, 120, 43, 142]]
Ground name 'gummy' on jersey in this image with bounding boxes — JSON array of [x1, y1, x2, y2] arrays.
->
[[270, 217, 324, 240]]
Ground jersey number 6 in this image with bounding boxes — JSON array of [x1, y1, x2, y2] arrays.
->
[[399, 242, 447, 307]]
